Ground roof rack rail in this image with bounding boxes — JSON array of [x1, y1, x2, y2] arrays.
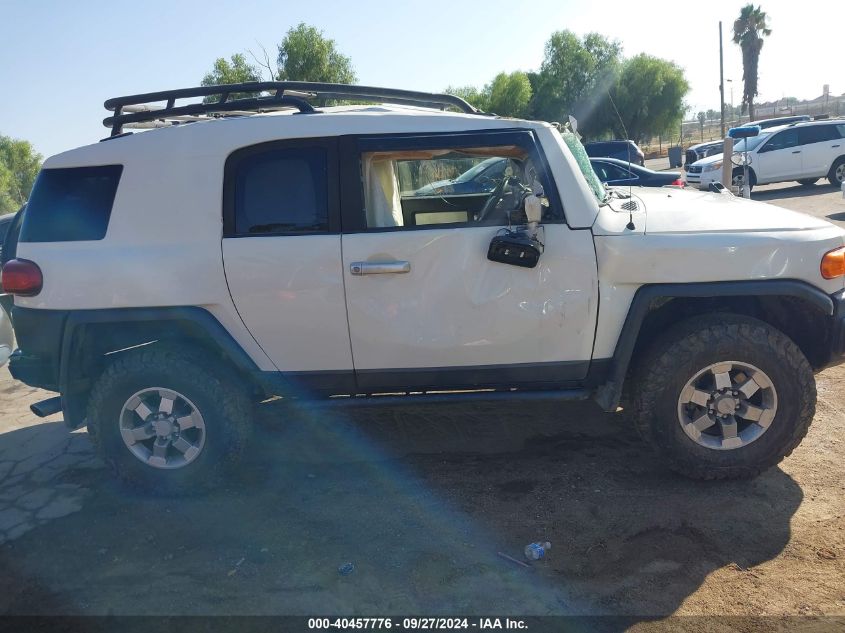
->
[[103, 82, 482, 136]]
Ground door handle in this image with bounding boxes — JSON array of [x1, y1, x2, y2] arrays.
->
[[350, 261, 411, 275], [792, 150, 801, 154], [833, 144, 841, 148]]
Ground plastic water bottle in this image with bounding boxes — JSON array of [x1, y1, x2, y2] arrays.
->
[[524, 541, 552, 561]]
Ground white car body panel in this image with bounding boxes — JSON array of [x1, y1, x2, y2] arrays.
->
[[341, 224, 598, 370], [222, 235, 353, 372], [590, 188, 845, 358]]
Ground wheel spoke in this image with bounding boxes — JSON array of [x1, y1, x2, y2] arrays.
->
[[739, 403, 775, 428], [692, 413, 716, 432], [172, 436, 200, 461], [680, 386, 711, 407], [121, 425, 155, 445], [738, 378, 760, 399], [158, 392, 175, 415], [127, 396, 153, 422], [711, 364, 733, 390], [718, 416, 742, 448], [149, 437, 169, 467], [176, 412, 202, 431]]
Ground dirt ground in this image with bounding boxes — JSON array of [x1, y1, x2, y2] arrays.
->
[[1, 182, 844, 628]]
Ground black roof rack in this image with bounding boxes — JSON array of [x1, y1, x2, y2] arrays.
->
[[103, 81, 482, 136]]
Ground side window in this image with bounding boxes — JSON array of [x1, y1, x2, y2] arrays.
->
[[20, 165, 122, 242], [837, 124, 845, 139], [800, 125, 839, 145], [760, 129, 799, 153], [358, 143, 559, 229], [228, 147, 328, 236], [596, 162, 632, 181]]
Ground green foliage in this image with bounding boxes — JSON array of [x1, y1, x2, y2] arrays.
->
[[732, 4, 771, 119], [532, 31, 622, 135], [444, 85, 490, 113], [277, 23, 356, 83], [607, 54, 690, 143], [486, 72, 532, 118], [0, 135, 42, 215], [706, 108, 719, 121], [200, 54, 262, 102]]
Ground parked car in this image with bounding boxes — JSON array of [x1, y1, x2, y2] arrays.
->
[[584, 140, 645, 166], [739, 115, 810, 130], [685, 140, 724, 169], [0, 213, 15, 261], [590, 157, 684, 187], [4, 82, 845, 493], [684, 117, 812, 170], [686, 119, 845, 190], [412, 156, 508, 196]]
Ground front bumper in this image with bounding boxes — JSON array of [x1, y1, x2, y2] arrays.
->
[[684, 169, 720, 190], [828, 289, 845, 366]]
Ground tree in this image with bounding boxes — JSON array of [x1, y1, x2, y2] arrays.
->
[[486, 72, 532, 118], [444, 85, 490, 113], [531, 31, 622, 135], [200, 54, 262, 102], [697, 111, 706, 141], [0, 135, 42, 215], [276, 23, 356, 84], [606, 54, 690, 143], [706, 108, 719, 121], [732, 4, 771, 121]]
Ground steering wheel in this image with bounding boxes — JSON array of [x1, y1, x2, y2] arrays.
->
[[477, 176, 512, 223]]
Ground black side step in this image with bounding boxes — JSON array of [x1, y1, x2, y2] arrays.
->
[[30, 396, 62, 418]]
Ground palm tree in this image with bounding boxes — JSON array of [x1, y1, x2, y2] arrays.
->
[[732, 4, 772, 121]]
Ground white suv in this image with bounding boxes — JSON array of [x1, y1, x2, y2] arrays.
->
[[3, 82, 845, 493], [686, 120, 845, 190]]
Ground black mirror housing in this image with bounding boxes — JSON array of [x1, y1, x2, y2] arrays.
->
[[487, 229, 543, 268]]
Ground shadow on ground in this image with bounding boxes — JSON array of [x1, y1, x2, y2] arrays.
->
[[752, 182, 839, 202], [0, 400, 802, 618]]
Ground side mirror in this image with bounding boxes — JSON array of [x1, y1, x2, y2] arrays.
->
[[487, 229, 543, 268]]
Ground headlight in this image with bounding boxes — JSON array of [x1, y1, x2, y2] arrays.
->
[[703, 161, 723, 172]]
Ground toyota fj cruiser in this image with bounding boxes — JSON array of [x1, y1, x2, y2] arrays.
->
[[4, 82, 845, 492]]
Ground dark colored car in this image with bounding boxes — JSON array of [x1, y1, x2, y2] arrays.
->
[[0, 213, 16, 263], [590, 157, 683, 187], [685, 140, 724, 169], [412, 156, 508, 196], [584, 140, 645, 166]]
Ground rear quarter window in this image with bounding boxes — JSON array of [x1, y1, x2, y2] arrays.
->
[[20, 165, 123, 242]]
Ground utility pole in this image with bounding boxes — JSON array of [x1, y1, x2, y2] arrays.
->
[[719, 21, 726, 138]]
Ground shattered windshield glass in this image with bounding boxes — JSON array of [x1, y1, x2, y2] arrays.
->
[[560, 130, 606, 203]]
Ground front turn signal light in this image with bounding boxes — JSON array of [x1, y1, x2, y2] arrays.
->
[[821, 246, 845, 279]]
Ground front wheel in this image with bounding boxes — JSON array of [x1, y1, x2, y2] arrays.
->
[[87, 345, 253, 494], [630, 314, 815, 480], [829, 157, 845, 187]]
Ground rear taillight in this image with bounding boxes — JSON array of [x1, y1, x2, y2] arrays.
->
[[670, 178, 685, 187], [1, 259, 43, 296]]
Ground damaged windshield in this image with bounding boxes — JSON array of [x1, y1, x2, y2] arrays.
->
[[559, 129, 606, 204]]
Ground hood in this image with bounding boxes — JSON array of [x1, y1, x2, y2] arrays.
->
[[691, 152, 725, 167], [636, 187, 834, 234]]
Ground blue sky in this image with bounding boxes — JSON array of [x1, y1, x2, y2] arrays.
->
[[1, 0, 837, 158]]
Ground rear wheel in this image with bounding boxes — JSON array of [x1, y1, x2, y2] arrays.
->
[[797, 178, 819, 186], [87, 345, 252, 494], [829, 157, 845, 187], [630, 314, 815, 480]]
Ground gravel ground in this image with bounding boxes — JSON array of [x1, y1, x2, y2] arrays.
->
[[0, 183, 843, 626]]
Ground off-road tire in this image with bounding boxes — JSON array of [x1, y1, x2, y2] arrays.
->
[[87, 345, 252, 494], [828, 157, 845, 187], [797, 178, 819, 186], [630, 313, 815, 480]]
